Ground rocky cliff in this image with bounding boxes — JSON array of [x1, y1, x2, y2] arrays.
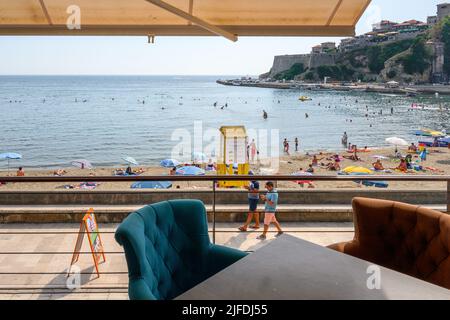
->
[[261, 19, 450, 84]]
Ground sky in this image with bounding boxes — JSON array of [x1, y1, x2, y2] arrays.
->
[[0, 0, 446, 76]]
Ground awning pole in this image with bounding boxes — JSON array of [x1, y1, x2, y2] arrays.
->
[[144, 0, 238, 42], [38, 0, 53, 25]]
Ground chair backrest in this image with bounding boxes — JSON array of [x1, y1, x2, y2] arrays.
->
[[352, 197, 450, 289], [115, 199, 211, 300]]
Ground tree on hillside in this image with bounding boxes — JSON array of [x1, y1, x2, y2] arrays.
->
[[274, 63, 305, 81], [401, 37, 432, 75], [441, 17, 450, 76]]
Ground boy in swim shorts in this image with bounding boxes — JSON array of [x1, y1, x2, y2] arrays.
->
[[257, 181, 283, 240]]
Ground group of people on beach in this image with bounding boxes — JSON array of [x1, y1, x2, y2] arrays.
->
[[282, 138, 300, 155]]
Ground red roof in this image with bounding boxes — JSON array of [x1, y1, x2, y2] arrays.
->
[[396, 19, 423, 26], [379, 20, 397, 25]]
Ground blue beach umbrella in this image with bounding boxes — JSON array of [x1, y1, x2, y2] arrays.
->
[[160, 159, 180, 168], [0, 152, 22, 172], [176, 166, 205, 176], [131, 181, 172, 189]]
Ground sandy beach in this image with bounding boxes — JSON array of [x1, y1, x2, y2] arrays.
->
[[0, 146, 448, 192]]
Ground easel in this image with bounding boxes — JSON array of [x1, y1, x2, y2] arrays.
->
[[68, 209, 106, 279]]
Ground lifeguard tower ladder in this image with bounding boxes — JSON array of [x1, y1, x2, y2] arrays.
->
[[217, 126, 250, 188]]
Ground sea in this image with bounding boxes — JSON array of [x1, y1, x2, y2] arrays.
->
[[0, 75, 449, 169]]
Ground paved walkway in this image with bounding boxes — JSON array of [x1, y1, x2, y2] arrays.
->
[[0, 222, 354, 300], [0, 204, 445, 212]]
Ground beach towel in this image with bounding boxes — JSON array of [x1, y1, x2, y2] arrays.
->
[[77, 182, 99, 190], [371, 169, 393, 173], [356, 180, 389, 188], [114, 171, 139, 176]]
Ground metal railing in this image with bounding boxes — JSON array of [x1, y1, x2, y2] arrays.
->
[[0, 174, 448, 296]]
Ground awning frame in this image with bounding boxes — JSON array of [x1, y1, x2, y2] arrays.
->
[[0, 0, 372, 40]]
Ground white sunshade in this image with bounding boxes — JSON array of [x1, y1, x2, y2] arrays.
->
[[386, 137, 408, 147]]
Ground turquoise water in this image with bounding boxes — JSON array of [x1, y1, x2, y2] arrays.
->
[[0, 75, 449, 169]]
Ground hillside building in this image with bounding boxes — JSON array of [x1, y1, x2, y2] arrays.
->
[[438, 3, 450, 21]]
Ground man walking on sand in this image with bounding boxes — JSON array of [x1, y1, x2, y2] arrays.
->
[[238, 171, 260, 232], [257, 181, 283, 240]]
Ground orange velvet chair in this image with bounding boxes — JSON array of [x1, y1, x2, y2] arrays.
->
[[328, 197, 450, 290]]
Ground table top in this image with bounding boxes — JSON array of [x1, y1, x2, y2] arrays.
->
[[176, 235, 450, 300]]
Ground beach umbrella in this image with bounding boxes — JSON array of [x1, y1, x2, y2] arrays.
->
[[414, 129, 445, 138], [441, 137, 450, 145], [160, 159, 180, 168], [122, 156, 139, 166], [131, 181, 172, 189], [342, 166, 373, 175], [71, 159, 93, 169], [385, 137, 408, 147], [0, 152, 22, 172], [176, 166, 205, 176], [192, 152, 207, 163]]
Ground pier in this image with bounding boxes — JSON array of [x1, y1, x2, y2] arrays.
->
[[217, 79, 450, 96]]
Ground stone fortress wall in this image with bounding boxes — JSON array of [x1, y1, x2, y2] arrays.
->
[[267, 53, 336, 78]]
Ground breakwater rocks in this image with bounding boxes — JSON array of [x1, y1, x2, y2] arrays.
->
[[216, 79, 450, 96]]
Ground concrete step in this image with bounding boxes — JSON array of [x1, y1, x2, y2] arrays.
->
[[0, 204, 446, 223]]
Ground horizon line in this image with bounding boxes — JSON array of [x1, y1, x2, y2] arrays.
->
[[0, 74, 254, 77]]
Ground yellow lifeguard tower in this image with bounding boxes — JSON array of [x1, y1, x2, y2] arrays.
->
[[217, 126, 250, 188]]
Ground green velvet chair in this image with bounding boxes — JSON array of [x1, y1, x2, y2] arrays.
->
[[115, 199, 248, 300]]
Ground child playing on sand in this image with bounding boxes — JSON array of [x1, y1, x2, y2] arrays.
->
[[420, 148, 427, 162], [257, 182, 283, 240]]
